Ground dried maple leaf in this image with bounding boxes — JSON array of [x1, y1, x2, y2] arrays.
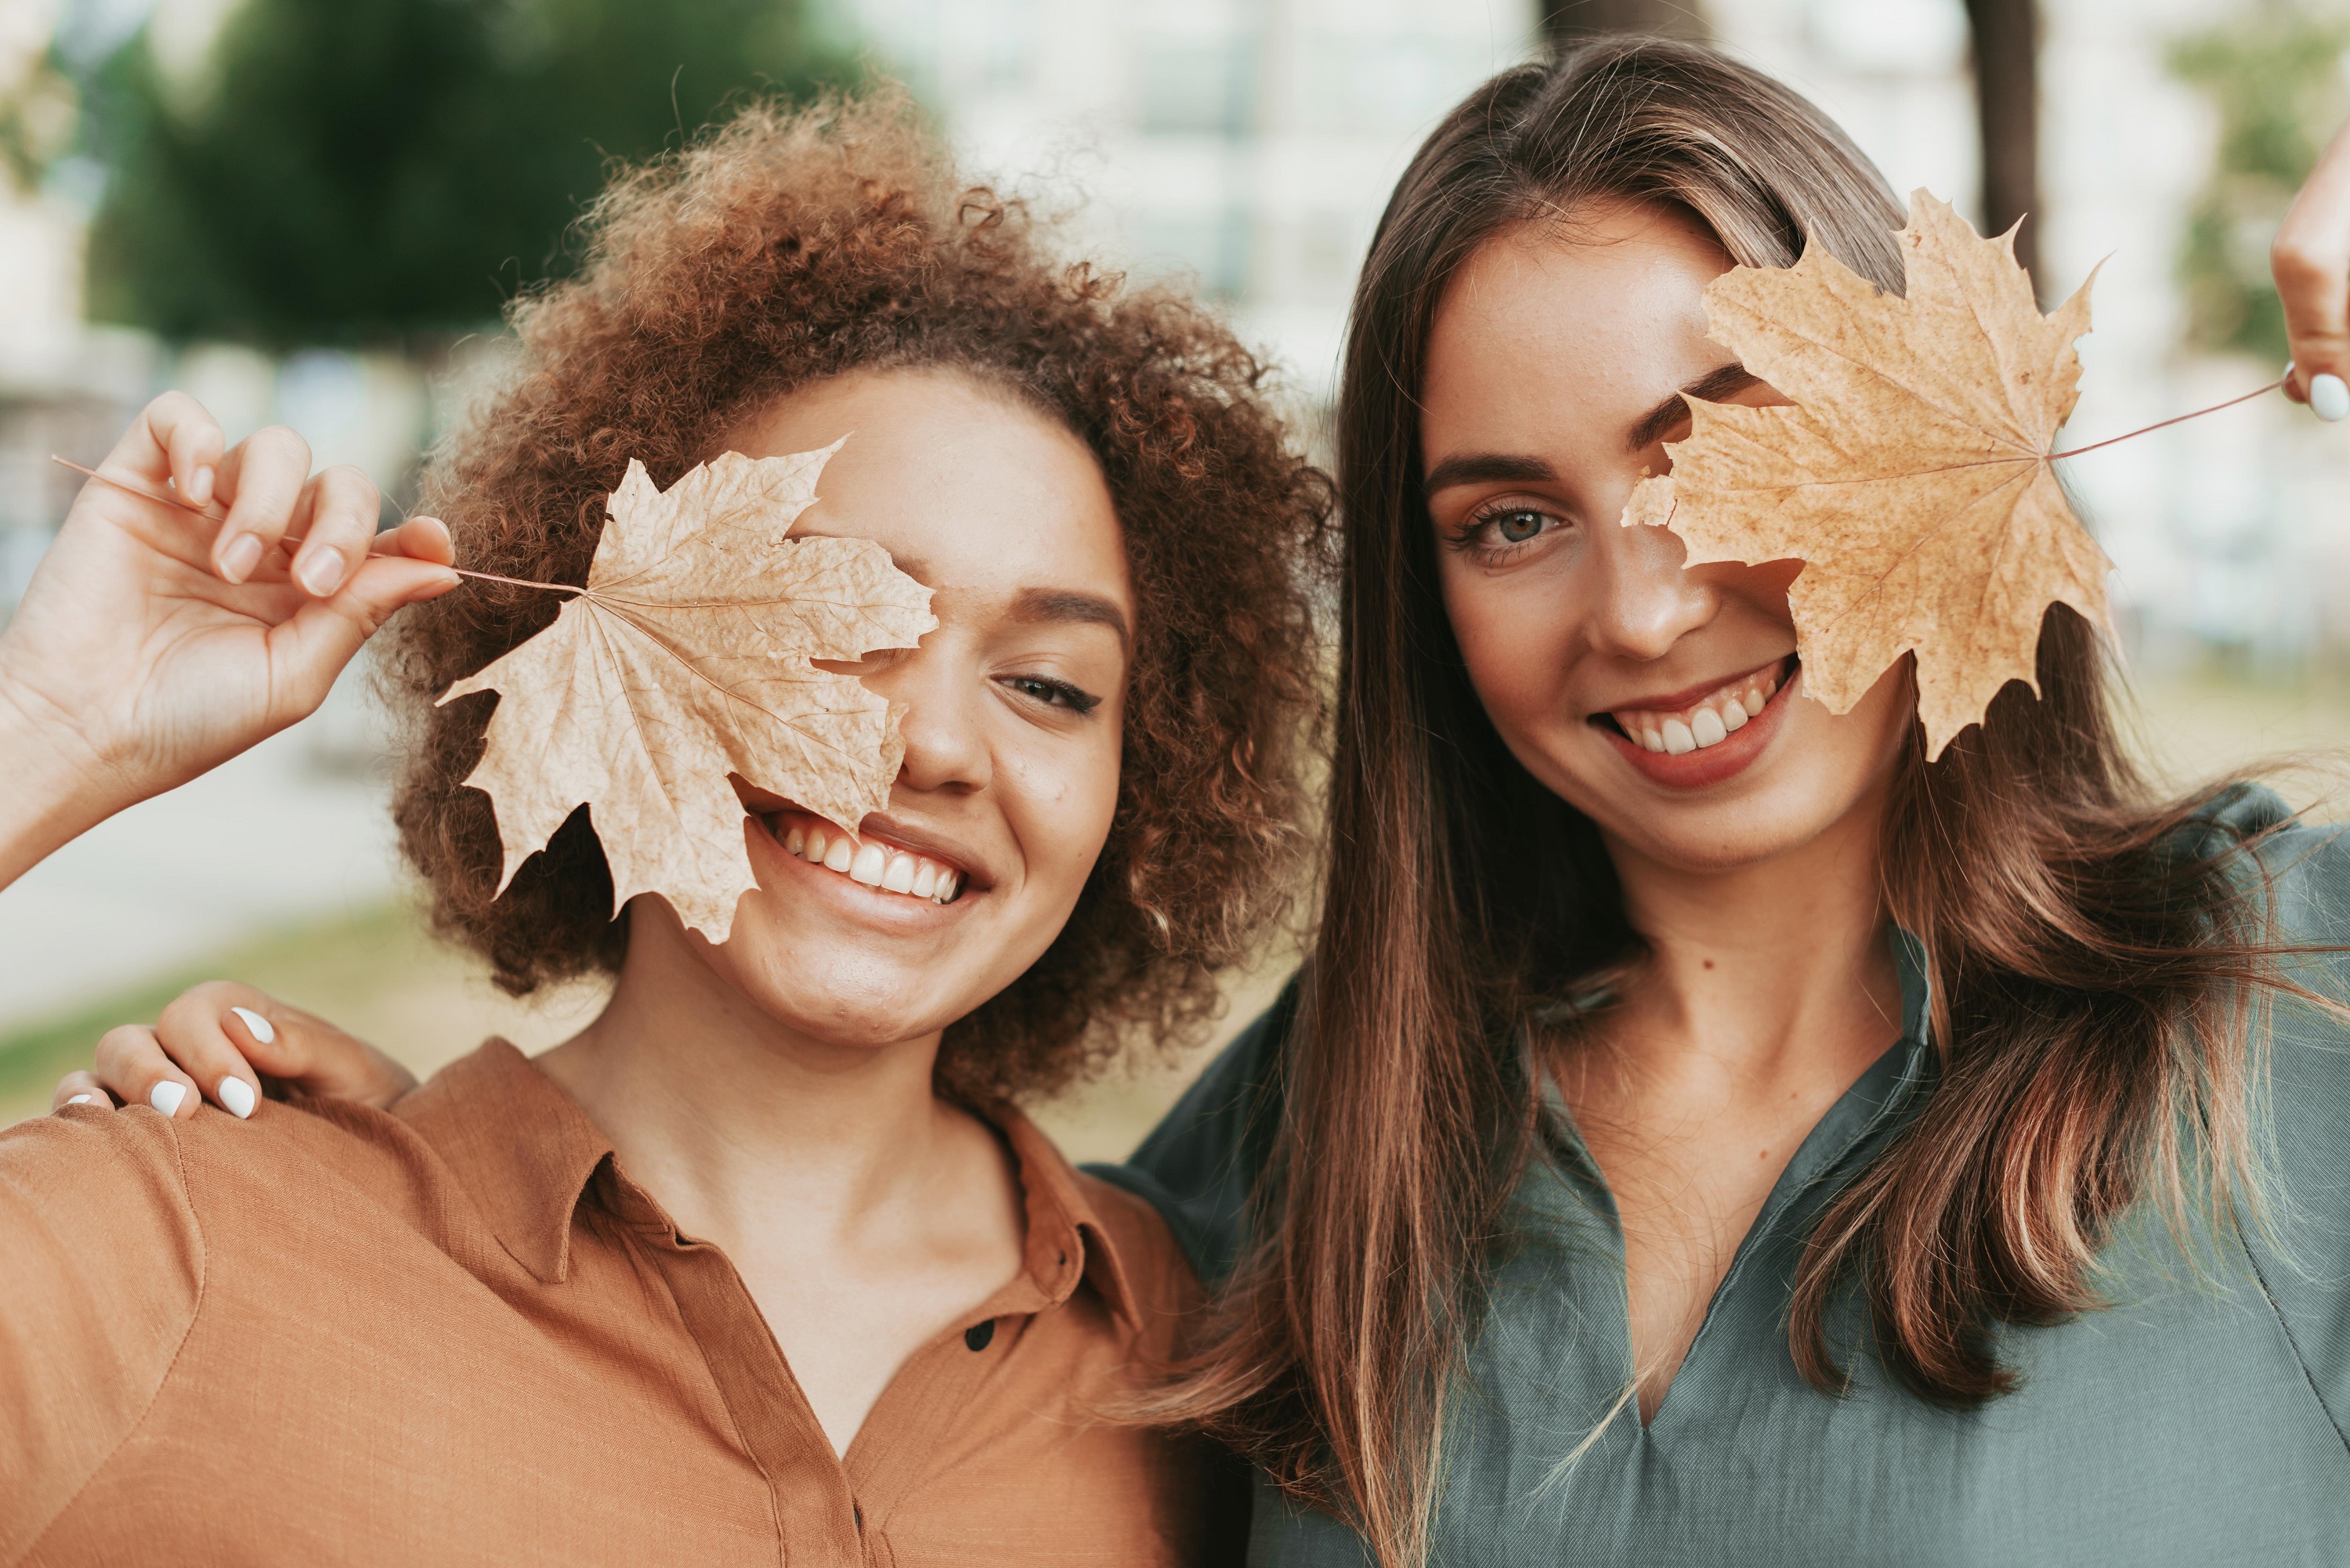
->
[[1622, 190, 2109, 758], [442, 443, 937, 941]]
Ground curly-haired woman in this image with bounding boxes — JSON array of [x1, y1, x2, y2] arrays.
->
[[0, 92, 1324, 1565]]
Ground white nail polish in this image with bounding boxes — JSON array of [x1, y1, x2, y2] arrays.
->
[[218, 1077, 257, 1119], [66, 1093, 94, 1106], [230, 1006, 277, 1045], [2313, 374, 2349, 422], [150, 1081, 187, 1116]]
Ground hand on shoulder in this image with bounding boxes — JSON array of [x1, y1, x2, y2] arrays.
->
[[52, 980, 418, 1121]]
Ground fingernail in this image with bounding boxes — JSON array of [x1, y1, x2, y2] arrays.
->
[[2312, 374, 2349, 422], [297, 549, 346, 596], [66, 1093, 94, 1106], [219, 532, 264, 583], [217, 1077, 257, 1119], [190, 465, 215, 506], [150, 1081, 187, 1116], [230, 1006, 277, 1045]]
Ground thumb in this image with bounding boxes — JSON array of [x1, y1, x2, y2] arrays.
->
[[263, 555, 460, 720]]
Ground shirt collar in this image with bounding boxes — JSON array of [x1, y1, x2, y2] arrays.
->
[[393, 1039, 613, 1284], [991, 1102, 1145, 1334], [396, 1041, 1145, 1330]]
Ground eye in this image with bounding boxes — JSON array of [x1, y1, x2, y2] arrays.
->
[[1000, 674, 1103, 715], [1493, 509, 1548, 544], [1446, 497, 1569, 562]]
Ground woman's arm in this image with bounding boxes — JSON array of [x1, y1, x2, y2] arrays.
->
[[2273, 121, 2350, 420], [53, 981, 418, 1120], [0, 392, 459, 889]]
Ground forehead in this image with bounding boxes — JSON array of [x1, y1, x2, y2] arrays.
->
[[730, 368, 1130, 609], [1423, 205, 1734, 446]]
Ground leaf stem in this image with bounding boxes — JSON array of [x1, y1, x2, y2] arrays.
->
[[50, 456, 584, 597], [2050, 375, 2288, 461]]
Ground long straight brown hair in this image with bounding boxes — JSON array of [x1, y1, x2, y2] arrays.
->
[[1159, 38, 2305, 1567]]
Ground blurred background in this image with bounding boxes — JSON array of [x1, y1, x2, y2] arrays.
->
[[4, 0, 2350, 1147]]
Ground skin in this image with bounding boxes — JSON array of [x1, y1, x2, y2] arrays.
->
[[62, 367, 1138, 1457], [0, 392, 460, 891], [1422, 203, 1910, 1421], [2275, 118, 2350, 403]]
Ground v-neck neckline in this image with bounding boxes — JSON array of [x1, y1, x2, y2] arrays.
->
[[1531, 927, 1938, 1431]]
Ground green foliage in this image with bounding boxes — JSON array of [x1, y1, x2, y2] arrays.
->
[[2169, 2, 2350, 363], [82, 0, 859, 348]]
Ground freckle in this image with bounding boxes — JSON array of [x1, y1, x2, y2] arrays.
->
[[1702, 959, 1714, 970]]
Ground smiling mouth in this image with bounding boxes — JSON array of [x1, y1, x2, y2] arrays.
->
[[1600, 656, 1795, 753], [765, 815, 966, 904]]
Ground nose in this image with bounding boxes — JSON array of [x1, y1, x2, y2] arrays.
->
[[866, 641, 991, 796], [1583, 512, 1719, 663]]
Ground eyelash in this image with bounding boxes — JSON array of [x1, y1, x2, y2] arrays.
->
[[1000, 674, 1102, 716], [1447, 500, 1566, 564]]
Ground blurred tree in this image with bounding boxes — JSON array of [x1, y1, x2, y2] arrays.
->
[[1540, 1, 1709, 45], [2171, 0, 2350, 365], [1964, 0, 2038, 288], [81, 0, 857, 349]]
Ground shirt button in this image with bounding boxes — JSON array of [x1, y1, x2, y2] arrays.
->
[[964, 1319, 996, 1352]]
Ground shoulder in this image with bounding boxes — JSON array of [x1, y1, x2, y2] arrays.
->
[[0, 1107, 205, 1553], [1086, 974, 1297, 1285]]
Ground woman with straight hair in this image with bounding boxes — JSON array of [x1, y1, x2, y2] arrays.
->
[[1108, 37, 2350, 1565], [64, 38, 2350, 1568]]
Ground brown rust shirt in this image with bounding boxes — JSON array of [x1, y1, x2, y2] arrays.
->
[[0, 1041, 1234, 1566]]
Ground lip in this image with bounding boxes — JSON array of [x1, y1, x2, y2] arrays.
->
[[1594, 656, 1799, 789]]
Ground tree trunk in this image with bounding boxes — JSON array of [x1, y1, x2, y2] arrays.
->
[[1964, 0, 2040, 290], [1541, 0, 1709, 46]]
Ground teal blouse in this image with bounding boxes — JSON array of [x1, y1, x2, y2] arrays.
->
[[1097, 786, 2350, 1564]]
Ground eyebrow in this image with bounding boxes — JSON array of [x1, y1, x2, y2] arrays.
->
[[1422, 452, 1557, 498], [1625, 362, 1761, 453], [1009, 587, 1131, 650]]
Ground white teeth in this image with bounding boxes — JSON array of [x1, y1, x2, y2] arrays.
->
[[784, 819, 964, 905], [1612, 665, 1788, 757]]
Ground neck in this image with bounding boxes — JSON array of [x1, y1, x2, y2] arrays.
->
[[1598, 789, 1902, 1085], [537, 912, 963, 1253]]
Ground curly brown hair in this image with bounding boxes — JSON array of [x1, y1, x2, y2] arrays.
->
[[388, 91, 1330, 1104]]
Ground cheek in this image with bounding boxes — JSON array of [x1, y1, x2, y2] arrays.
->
[[999, 729, 1123, 903], [1441, 563, 1581, 739]]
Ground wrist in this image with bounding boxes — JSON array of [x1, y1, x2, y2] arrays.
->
[[0, 647, 128, 888]]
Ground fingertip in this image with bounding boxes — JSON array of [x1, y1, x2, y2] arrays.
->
[[228, 1005, 277, 1046], [190, 464, 215, 508], [218, 531, 265, 585], [149, 1079, 190, 1118], [2312, 373, 2349, 422], [217, 1075, 258, 1119]]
